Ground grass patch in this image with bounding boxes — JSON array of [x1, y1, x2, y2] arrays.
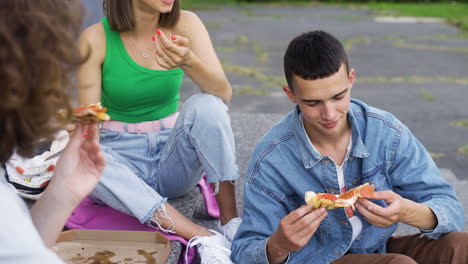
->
[[205, 22, 222, 30], [363, 3, 468, 33], [342, 36, 373, 51], [235, 85, 270, 95], [449, 120, 468, 127], [429, 152, 446, 159], [239, 9, 286, 19], [222, 36, 270, 63], [224, 65, 285, 88], [254, 43, 269, 63], [216, 46, 244, 52], [357, 76, 468, 85], [419, 88, 434, 101], [220, 57, 232, 65], [333, 15, 364, 22], [235, 35, 250, 44], [458, 145, 468, 155], [393, 39, 468, 54], [239, 8, 256, 17]]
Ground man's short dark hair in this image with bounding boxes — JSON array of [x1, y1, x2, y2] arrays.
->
[[284, 31, 349, 90]]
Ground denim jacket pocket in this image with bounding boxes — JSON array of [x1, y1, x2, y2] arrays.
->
[[361, 165, 391, 191], [361, 165, 393, 213], [99, 129, 121, 142]]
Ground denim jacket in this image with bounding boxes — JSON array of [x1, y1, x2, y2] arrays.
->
[[231, 99, 464, 264]]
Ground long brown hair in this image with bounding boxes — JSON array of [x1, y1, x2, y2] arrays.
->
[[103, 0, 181, 32], [0, 0, 85, 163]]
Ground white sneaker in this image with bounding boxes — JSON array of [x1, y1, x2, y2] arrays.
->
[[187, 229, 233, 264], [218, 217, 242, 242]]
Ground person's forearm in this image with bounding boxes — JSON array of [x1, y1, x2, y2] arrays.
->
[[30, 184, 79, 247], [181, 52, 232, 104], [400, 199, 437, 230], [267, 235, 289, 264]]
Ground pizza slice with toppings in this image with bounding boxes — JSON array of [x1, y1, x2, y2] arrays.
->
[[72, 102, 110, 123], [305, 182, 374, 210]]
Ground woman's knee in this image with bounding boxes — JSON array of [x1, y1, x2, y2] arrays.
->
[[182, 93, 227, 116], [181, 93, 230, 127]]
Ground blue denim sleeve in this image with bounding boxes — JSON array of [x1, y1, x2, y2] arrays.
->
[[389, 125, 464, 238], [231, 174, 290, 263]]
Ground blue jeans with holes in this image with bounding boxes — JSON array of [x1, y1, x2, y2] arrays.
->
[[90, 93, 239, 225]]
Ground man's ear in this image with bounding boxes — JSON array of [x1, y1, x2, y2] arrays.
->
[[348, 68, 356, 91], [282, 85, 297, 103]]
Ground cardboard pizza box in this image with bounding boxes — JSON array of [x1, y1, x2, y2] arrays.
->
[[53, 229, 171, 264]]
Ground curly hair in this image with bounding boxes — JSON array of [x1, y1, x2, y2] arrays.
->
[[0, 0, 85, 163]]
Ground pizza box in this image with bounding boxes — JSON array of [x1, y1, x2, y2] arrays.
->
[[53, 229, 171, 264]]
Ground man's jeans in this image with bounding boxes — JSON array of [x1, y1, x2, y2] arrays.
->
[[89, 93, 239, 225], [332, 231, 468, 264]]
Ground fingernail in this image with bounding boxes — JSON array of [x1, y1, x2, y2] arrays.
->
[[152, 36, 156, 41], [85, 129, 90, 133], [83, 134, 88, 139], [156, 29, 162, 36], [171, 36, 176, 40]]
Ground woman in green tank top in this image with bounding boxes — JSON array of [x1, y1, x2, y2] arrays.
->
[[78, 1, 240, 262]]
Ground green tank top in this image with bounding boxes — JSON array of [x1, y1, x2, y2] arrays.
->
[[101, 17, 184, 123]]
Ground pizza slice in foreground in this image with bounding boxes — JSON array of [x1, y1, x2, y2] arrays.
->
[[72, 102, 110, 123], [305, 182, 374, 210]]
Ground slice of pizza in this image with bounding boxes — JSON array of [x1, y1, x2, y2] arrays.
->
[[304, 192, 340, 210], [72, 102, 110, 123], [305, 182, 374, 210]]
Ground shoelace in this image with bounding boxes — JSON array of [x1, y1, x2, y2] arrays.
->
[[185, 235, 201, 264]]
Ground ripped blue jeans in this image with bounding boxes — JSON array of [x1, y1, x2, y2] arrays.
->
[[90, 93, 239, 227]]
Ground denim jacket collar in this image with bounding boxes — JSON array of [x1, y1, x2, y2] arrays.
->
[[292, 104, 369, 169]]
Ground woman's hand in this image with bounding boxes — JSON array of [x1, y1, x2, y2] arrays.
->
[[149, 12, 232, 103], [50, 122, 105, 205], [152, 29, 193, 69]]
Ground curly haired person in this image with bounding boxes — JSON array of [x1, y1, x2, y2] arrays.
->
[[0, 0, 105, 263]]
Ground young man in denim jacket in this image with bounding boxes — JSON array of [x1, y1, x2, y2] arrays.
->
[[231, 31, 468, 264]]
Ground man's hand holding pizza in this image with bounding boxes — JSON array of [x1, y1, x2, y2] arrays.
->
[[267, 205, 328, 264]]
